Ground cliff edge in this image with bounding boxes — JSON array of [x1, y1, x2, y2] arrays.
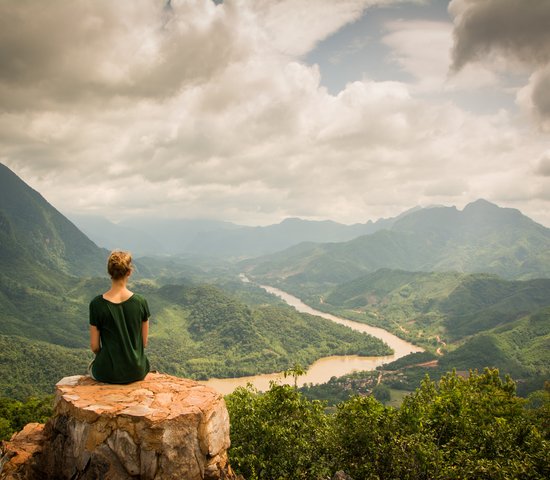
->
[[1, 373, 236, 480]]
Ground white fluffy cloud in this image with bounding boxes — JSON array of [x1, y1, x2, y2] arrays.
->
[[382, 19, 500, 92], [1, 0, 549, 226]]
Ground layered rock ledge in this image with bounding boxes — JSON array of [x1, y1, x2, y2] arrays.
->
[[1, 373, 235, 480]]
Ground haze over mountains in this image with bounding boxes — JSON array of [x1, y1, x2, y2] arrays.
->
[[68, 208, 421, 258]]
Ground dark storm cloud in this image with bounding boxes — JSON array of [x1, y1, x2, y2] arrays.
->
[[449, 0, 550, 132], [450, 0, 550, 71], [0, 1, 245, 111]]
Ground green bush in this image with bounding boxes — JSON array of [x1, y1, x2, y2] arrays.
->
[[226, 383, 332, 479], [227, 369, 550, 480], [0, 396, 53, 440]]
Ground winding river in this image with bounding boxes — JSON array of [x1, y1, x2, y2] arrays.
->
[[201, 283, 423, 395]]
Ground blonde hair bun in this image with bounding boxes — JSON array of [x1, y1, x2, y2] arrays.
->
[[107, 250, 133, 280]]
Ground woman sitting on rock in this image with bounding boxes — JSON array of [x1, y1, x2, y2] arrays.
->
[[88, 250, 151, 383]]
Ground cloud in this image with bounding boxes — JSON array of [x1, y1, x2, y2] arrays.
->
[[250, 0, 378, 57], [449, 0, 550, 130], [1, 0, 549, 227], [383, 20, 452, 91], [449, 0, 550, 70], [535, 152, 550, 177], [382, 19, 499, 92], [0, 0, 262, 111], [382, 20, 499, 93], [517, 66, 550, 133]]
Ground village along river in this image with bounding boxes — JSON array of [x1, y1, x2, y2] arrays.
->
[[201, 283, 423, 395]]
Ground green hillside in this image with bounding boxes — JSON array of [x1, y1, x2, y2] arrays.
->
[[0, 164, 392, 398], [0, 163, 106, 281], [0, 280, 392, 398], [309, 270, 550, 392], [317, 269, 550, 346], [0, 335, 90, 399], [146, 283, 392, 380], [440, 307, 550, 381], [1, 164, 547, 405], [246, 200, 550, 290]]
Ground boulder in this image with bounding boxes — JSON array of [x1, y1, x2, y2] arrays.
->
[[1, 373, 235, 480], [0, 423, 45, 479]]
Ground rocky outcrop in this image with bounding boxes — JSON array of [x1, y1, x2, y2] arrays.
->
[[1, 373, 235, 480], [0, 423, 46, 479]]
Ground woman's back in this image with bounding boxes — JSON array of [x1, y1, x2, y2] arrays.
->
[[89, 251, 150, 384]]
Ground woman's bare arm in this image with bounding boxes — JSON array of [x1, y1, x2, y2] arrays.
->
[[90, 325, 101, 354], [142, 320, 149, 348]]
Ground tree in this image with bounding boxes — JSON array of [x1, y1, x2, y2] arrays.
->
[[283, 362, 306, 388], [226, 382, 331, 479], [226, 369, 550, 480], [372, 384, 391, 403], [398, 369, 549, 479]]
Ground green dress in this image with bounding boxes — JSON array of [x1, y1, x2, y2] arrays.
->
[[89, 294, 151, 383]]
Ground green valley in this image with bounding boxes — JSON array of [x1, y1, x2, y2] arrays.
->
[[288, 269, 550, 397], [1, 161, 549, 408], [0, 164, 392, 399], [0, 277, 391, 399]]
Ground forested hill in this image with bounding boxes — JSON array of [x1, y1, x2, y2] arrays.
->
[[322, 270, 550, 340], [301, 269, 550, 392], [0, 279, 392, 399], [245, 200, 550, 288], [0, 163, 106, 282]]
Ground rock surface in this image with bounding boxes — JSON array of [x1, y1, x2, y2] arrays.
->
[[1, 373, 235, 480], [0, 423, 46, 479]]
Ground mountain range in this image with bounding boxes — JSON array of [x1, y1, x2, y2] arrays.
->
[[68, 208, 420, 258], [245, 199, 550, 290]]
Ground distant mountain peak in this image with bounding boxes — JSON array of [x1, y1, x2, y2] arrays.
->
[[463, 198, 500, 211]]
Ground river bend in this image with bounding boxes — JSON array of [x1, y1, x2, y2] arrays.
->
[[202, 284, 422, 395]]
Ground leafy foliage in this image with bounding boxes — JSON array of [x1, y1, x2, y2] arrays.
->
[[0, 335, 90, 399], [0, 396, 53, 440], [226, 383, 332, 479], [227, 369, 550, 479]]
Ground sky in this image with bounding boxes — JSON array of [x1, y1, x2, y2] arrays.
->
[[1, 0, 549, 227]]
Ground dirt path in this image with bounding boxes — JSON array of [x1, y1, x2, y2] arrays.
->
[[435, 335, 447, 356]]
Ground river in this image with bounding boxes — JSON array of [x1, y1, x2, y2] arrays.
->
[[201, 284, 423, 395]]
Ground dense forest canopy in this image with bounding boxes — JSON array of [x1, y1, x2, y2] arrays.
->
[[226, 369, 550, 480]]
